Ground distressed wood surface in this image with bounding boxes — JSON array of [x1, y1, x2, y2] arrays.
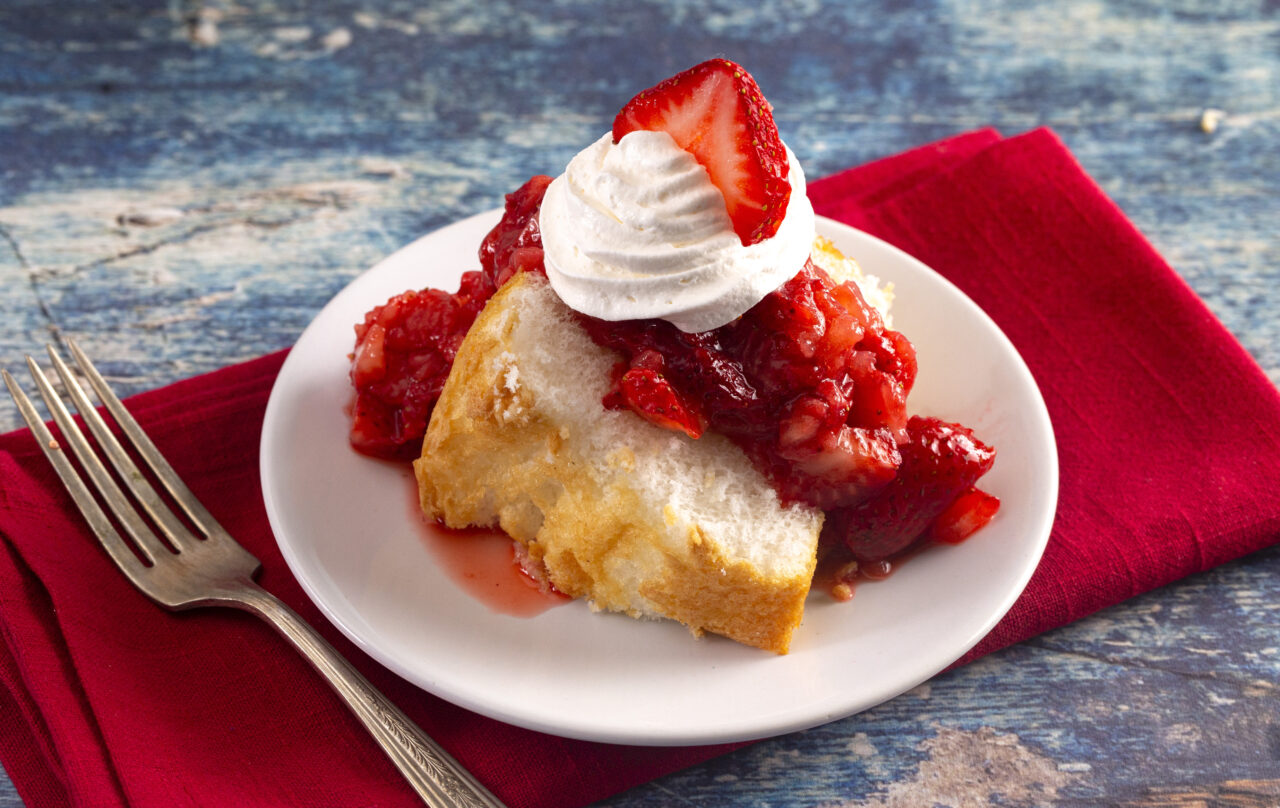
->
[[1, 1, 1278, 806]]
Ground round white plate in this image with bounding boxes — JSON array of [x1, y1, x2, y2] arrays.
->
[[260, 212, 1058, 746]]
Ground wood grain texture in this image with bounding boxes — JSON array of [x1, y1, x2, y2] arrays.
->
[[1, 1, 1277, 806]]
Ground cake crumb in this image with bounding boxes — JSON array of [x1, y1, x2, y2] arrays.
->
[[493, 352, 520, 392], [607, 446, 636, 471], [489, 353, 528, 423]]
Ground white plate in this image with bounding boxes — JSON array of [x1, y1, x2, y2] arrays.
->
[[260, 212, 1058, 746]]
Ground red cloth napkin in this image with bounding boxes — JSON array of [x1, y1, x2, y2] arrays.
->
[[2, 127, 1279, 807], [810, 127, 1280, 661]]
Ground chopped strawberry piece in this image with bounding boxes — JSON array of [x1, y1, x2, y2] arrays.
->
[[856, 329, 917, 398], [612, 58, 790, 245], [931, 487, 1001, 544], [846, 369, 906, 437], [350, 322, 387, 388], [776, 424, 901, 510], [831, 416, 997, 562], [616, 367, 705, 439], [348, 284, 481, 460]]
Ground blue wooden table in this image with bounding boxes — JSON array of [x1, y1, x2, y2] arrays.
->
[[2, 1, 1278, 805]]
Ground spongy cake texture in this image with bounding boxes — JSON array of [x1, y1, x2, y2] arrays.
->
[[414, 271, 824, 653]]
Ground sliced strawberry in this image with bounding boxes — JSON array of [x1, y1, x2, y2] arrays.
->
[[616, 367, 705, 439], [931, 487, 1001, 544], [831, 416, 997, 561], [774, 423, 901, 511], [612, 58, 790, 245], [847, 369, 906, 436]]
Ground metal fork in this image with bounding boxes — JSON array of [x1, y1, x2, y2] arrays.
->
[[3, 340, 505, 808]]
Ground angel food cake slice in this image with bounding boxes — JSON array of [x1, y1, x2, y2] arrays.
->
[[414, 272, 822, 653]]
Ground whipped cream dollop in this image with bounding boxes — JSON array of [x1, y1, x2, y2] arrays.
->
[[538, 130, 816, 333]]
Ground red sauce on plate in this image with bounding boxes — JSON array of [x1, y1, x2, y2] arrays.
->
[[404, 478, 567, 617], [813, 540, 931, 601]]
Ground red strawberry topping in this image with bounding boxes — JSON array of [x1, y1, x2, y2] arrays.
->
[[478, 174, 553, 288], [347, 60, 1004, 577], [580, 259, 924, 511], [612, 58, 791, 246], [348, 278, 489, 460], [609, 366, 706, 439], [828, 416, 998, 562], [931, 487, 1001, 545]]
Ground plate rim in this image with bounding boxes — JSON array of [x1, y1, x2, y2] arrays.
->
[[260, 211, 1059, 745]]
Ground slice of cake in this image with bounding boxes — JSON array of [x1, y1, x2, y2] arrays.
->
[[414, 271, 823, 653]]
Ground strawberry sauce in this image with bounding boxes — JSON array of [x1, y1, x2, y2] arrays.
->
[[351, 177, 999, 583], [416, 523, 568, 617], [349, 59, 999, 585], [406, 481, 567, 617]]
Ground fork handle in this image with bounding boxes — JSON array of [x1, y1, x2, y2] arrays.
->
[[229, 582, 507, 808]]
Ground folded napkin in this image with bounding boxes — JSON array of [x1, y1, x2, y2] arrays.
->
[[2, 127, 1278, 807], [810, 128, 1280, 661]]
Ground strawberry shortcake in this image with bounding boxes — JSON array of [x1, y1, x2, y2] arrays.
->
[[347, 59, 999, 652]]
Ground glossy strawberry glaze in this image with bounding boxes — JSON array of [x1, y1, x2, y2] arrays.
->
[[350, 177, 999, 579], [579, 258, 917, 515]]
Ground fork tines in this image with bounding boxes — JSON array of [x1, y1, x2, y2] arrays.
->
[[3, 340, 221, 571]]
